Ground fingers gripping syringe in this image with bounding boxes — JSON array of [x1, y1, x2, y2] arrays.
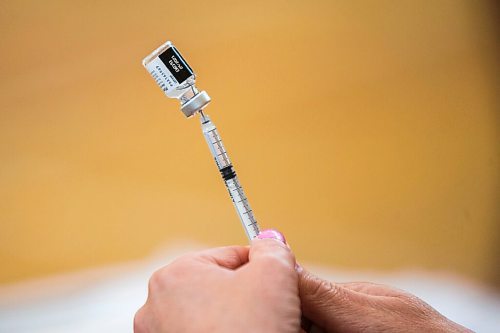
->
[[142, 41, 260, 240]]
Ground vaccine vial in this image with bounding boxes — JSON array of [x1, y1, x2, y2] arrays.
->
[[142, 41, 211, 117]]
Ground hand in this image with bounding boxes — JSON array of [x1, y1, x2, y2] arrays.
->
[[134, 230, 301, 333], [298, 269, 473, 333]]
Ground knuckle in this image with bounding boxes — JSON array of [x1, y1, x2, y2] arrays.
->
[[148, 260, 189, 293], [309, 275, 343, 302], [148, 267, 173, 292], [395, 293, 436, 320], [326, 282, 345, 301], [133, 307, 149, 333], [147, 270, 164, 292]]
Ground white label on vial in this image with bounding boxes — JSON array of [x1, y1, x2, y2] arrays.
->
[[145, 57, 179, 94]]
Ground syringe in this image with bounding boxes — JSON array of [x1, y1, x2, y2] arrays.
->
[[142, 41, 260, 240], [142, 40, 323, 332], [199, 111, 259, 240]]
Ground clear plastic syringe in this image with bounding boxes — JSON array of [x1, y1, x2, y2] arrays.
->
[[199, 111, 259, 240], [142, 40, 260, 240]]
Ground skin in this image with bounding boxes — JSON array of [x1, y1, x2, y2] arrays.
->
[[134, 235, 473, 333], [134, 239, 300, 333], [298, 269, 473, 333]]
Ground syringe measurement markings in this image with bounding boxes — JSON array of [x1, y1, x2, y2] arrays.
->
[[201, 114, 260, 240], [231, 191, 255, 215], [212, 141, 230, 166]]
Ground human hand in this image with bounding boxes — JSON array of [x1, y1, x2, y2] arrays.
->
[[134, 230, 301, 333], [298, 269, 473, 333]]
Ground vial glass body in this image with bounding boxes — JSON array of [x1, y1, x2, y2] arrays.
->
[[142, 41, 197, 100], [143, 40, 210, 117]]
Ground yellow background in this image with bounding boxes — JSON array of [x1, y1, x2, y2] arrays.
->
[[0, 1, 498, 287]]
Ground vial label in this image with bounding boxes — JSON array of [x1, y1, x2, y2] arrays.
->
[[158, 47, 194, 84], [143, 41, 205, 109], [145, 57, 179, 93]]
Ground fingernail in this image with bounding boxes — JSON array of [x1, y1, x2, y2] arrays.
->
[[257, 229, 287, 245], [295, 263, 303, 273]]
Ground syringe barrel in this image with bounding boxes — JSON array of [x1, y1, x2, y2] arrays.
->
[[200, 116, 232, 170], [224, 177, 259, 240], [200, 115, 260, 240]]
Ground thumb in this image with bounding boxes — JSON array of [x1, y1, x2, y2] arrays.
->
[[249, 229, 296, 271], [298, 268, 370, 331]]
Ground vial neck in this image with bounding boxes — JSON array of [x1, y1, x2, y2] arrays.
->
[[179, 85, 199, 104]]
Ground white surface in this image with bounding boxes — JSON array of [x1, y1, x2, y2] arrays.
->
[[0, 244, 498, 333]]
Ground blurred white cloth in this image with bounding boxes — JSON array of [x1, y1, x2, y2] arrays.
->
[[0, 243, 499, 333]]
